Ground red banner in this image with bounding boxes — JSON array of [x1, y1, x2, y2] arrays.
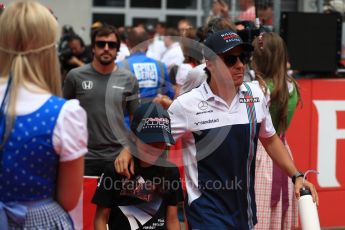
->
[[287, 78, 345, 227]]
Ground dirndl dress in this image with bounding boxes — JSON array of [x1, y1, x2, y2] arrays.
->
[[254, 140, 298, 230], [0, 96, 74, 229]]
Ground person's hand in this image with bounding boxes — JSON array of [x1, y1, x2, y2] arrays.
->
[[114, 147, 134, 179], [68, 56, 84, 67], [236, 24, 245, 31], [294, 177, 319, 206], [219, 2, 229, 18], [153, 94, 173, 109]]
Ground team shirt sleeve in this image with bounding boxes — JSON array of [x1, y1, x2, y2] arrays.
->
[[168, 99, 189, 141], [126, 73, 140, 116], [258, 93, 276, 138]]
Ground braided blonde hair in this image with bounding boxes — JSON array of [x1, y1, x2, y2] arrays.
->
[[0, 0, 61, 146]]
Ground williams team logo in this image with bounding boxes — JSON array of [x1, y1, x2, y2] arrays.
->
[[82, 81, 93, 90], [239, 96, 260, 107], [221, 31, 241, 43]]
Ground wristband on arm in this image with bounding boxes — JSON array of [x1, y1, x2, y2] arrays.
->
[[292, 171, 304, 184]]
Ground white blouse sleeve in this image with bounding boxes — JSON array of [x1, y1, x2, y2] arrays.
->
[[53, 99, 88, 162]]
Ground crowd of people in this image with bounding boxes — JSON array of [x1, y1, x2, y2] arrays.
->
[[0, 0, 320, 229]]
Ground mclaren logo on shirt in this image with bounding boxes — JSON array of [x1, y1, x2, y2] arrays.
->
[[82, 81, 93, 90]]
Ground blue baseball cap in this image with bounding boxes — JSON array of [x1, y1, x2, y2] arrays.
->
[[130, 102, 175, 145], [204, 29, 253, 58]]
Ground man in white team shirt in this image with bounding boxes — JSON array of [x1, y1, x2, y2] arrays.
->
[[114, 29, 319, 229]]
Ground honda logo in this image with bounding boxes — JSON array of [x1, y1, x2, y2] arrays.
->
[[82, 81, 93, 90]]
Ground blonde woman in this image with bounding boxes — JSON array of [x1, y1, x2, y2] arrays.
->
[[0, 1, 87, 229]]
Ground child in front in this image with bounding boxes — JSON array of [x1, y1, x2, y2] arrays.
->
[[93, 102, 183, 230]]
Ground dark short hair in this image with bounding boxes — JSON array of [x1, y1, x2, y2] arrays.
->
[[91, 25, 121, 50], [156, 21, 166, 28], [67, 34, 85, 47], [127, 28, 149, 47], [165, 28, 180, 42]]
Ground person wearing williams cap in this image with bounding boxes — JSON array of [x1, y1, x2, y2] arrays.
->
[[93, 102, 183, 230], [115, 29, 319, 229], [184, 29, 317, 229], [178, 17, 237, 96]]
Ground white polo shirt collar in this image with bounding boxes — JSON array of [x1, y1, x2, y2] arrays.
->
[[198, 81, 244, 112], [199, 81, 214, 101], [200, 81, 250, 99], [239, 83, 249, 94]]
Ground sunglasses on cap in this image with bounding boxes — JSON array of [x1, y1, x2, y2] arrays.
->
[[95, 41, 118, 49], [221, 53, 251, 66]]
